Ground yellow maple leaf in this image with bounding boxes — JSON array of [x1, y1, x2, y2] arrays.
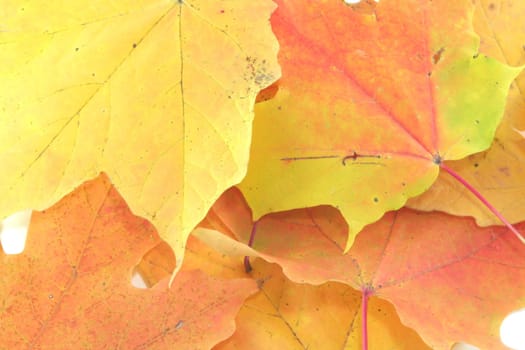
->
[[0, 0, 280, 270]]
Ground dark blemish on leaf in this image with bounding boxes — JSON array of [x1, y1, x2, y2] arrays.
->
[[75, 47, 79, 51], [474, 163, 479, 168], [427, 71, 432, 77], [475, 119, 479, 124], [133, 43, 137, 48], [432, 47, 445, 64], [494, 137, 505, 150], [473, 53, 479, 59], [489, 3, 496, 10], [220, 9, 225, 14], [499, 167, 510, 176], [256, 279, 265, 289], [373, 197, 379, 203], [277, 106, 282, 110], [244, 55, 269, 87], [402, 182, 406, 187], [255, 73, 274, 86], [432, 153, 442, 165]]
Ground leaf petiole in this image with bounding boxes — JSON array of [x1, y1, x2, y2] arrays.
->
[[244, 221, 259, 272], [440, 163, 525, 244], [361, 286, 372, 350]]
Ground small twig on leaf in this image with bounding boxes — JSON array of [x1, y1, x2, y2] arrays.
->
[[244, 221, 259, 273]]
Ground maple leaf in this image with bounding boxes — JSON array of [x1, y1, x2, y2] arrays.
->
[[215, 260, 431, 350], [0, 0, 280, 268], [0, 175, 257, 349], [238, 0, 522, 249], [408, 0, 525, 226], [198, 188, 525, 349]]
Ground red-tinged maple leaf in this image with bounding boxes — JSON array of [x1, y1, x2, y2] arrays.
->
[[408, 0, 525, 228], [197, 188, 525, 350], [0, 175, 257, 349], [239, 0, 523, 249], [214, 259, 432, 350]]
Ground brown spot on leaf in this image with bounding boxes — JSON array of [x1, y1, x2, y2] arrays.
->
[[499, 167, 510, 176], [433, 47, 445, 64]]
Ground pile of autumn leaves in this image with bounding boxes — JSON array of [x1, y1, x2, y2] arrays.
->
[[1, 0, 525, 349]]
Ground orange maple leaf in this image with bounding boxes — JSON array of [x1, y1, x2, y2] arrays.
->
[[198, 188, 525, 349], [0, 176, 257, 349], [239, 0, 523, 249]]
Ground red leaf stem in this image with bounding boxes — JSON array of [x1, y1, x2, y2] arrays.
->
[[440, 163, 525, 244], [244, 221, 259, 272]]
